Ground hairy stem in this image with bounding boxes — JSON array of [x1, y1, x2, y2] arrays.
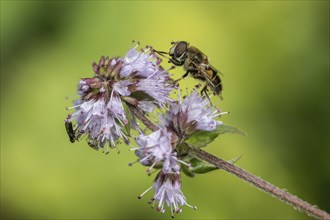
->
[[188, 146, 330, 220], [131, 105, 330, 220], [127, 103, 159, 132]]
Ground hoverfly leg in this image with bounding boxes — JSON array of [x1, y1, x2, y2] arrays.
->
[[156, 50, 169, 55], [182, 71, 189, 78], [174, 71, 189, 84], [168, 58, 183, 66], [151, 49, 171, 59], [201, 85, 213, 106]]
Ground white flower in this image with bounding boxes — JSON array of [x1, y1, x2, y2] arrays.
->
[[183, 92, 222, 131], [136, 70, 173, 105], [121, 47, 174, 105], [121, 46, 159, 78], [134, 127, 179, 172], [161, 91, 225, 137], [113, 80, 131, 96], [138, 171, 196, 217], [66, 44, 175, 152], [67, 94, 128, 152]]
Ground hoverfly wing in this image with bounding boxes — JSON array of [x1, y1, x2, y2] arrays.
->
[[199, 65, 223, 96]]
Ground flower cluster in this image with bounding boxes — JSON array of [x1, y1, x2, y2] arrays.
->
[[134, 127, 179, 172], [160, 91, 224, 140], [65, 44, 175, 153], [134, 91, 224, 217], [135, 130, 195, 217], [65, 43, 227, 218]]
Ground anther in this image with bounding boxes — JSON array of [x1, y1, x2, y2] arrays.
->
[[134, 41, 140, 49], [176, 208, 182, 213], [128, 159, 139, 166], [186, 203, 197, 210], [147, 169, 157, 176]]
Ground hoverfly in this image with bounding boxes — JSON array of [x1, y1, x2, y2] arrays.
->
[[154, 41, 223, 98]]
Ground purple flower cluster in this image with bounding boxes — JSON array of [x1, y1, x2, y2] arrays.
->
[[65, 43, 225, 218], [133, 91, 224, 217], [160, 91, 224, 139], [135, 127, 195, 216], [65, 45, 174, 153]]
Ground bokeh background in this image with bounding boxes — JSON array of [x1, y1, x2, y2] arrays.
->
[[1, 1, 329, 219]]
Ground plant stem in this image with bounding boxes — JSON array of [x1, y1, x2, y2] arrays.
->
[[127, 104, 159, 132], [188, 146, 330, 220], [131, 104, 330, 220]]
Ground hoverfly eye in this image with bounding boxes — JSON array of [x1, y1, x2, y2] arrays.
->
[[174, 42, 187, 57]]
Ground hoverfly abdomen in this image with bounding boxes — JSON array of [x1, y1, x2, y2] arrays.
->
[[209, 68, 222, 95]]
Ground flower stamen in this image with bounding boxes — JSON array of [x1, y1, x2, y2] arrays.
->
[[138, 186, 153, 199]]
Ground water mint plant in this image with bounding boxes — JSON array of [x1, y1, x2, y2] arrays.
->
[[65, 43, 330, 219]]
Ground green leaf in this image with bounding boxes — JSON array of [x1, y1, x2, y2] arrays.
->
[[191, 163, 218, 174], [189, 157, 218, 174], [181, 163, 195, 178], [185, 130, 218, 148], [215, 124, 246, 136], [185, 124, 245, 148]]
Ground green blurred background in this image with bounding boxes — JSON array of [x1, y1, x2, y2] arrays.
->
[[1, 1, 329, 219]]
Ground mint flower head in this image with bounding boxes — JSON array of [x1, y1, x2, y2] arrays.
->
[[138, 171, 196, 218], [121, 44, 174, 105], [133, 127, 181, 173], [65, 44, 175, 152], [160, 91, 226, 141], [131, 91, 227, 217]]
